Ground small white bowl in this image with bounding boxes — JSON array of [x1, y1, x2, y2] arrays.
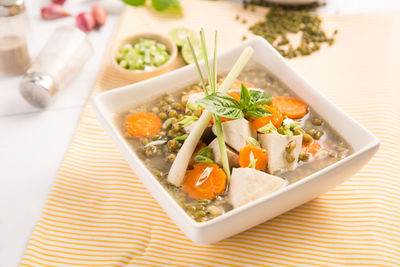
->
[[92, 36, 379, 244]]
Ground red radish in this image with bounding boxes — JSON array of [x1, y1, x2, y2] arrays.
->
[[76, 12, 95, 32], [51, 0, 66, 5], [41, 4, 70, 20], [92, 4, 107, 27]]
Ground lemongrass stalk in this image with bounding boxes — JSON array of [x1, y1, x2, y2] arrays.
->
[[187, 37, 208, 95], [200, 29, 214, 93], [167, 46, 254, 186], [218, 46, 254, 93], [213, 31, 218, 91], [167, 110, 212, 186]]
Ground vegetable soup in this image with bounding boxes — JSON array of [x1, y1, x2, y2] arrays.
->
[[116, 60, 352, 222]]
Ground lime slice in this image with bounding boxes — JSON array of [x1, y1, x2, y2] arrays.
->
[[181, 39, 203, 65], [169, 28, 197, 48]]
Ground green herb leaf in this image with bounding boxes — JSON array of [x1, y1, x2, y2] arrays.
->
[[186, 102, 201, 112], [247, 151, 258, 169], [194, 155, 214, 164], [178, 115, 198, 127], [188, 199, 211, 205], [281, 118, 300, 136], [196, 92, 243, 119], [249, 89, 272, 106], [238, 83, 272, 118], [240, 83, 251, 110], [245, 105, 271, 118], [122, 0, 146, 6], [174, 135, 188, 141], [197, 146, 213, 157], [246, 136, 261, 147], [258, 121, 278, 134]]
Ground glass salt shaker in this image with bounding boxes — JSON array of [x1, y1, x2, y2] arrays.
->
[[0, 0, 31, 76], [19, 26, 93, 108]]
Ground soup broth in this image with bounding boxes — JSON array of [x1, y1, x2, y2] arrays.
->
[[116, 61, 352, 222]]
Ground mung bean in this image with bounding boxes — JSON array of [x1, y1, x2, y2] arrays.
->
[[303, 133, 313, 143], [286, 153, 295, 163]]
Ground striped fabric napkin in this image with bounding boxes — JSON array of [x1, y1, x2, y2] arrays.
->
[[21, 8, 400, 267]]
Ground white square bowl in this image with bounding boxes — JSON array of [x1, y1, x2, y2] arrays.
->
[[91, 36, 379, 244]]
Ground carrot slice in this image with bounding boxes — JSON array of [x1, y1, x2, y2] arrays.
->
[[125, 112, 162, 137], [272, 96, 308, 119], [182, 163, 227, 199], [228, 79, 256, 90], [250, 105, 284, 131], [188, 142, 207, 168], [302, 140, 323, 155], [239, 145, 268, 170]]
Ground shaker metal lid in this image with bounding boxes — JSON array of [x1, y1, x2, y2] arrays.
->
[[19, 72, 58, 108], [0, 0, 25, 17]]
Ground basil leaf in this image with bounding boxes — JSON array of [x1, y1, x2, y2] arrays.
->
[[240, 83, 251, 110], [196, 92, 243, 119], [245, 105, 272, 118], [249, 90, 272, 106], [122, 0, 146, 6]]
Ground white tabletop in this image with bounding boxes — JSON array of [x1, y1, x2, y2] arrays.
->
[[1, 0, 399, 266]]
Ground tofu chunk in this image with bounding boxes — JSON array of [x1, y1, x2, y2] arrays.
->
[[229, 168, 287, 208], [208, 138, 239, 168], [212, 118, 256, 152], [259, 133, 302, 174]]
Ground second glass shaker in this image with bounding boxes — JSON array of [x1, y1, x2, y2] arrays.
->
[[19, 26, 93, 108]]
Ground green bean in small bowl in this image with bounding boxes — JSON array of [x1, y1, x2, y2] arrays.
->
[[112, 33, 178, 82]]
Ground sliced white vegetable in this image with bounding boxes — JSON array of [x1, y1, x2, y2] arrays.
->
[[183, 121, 197, 134], [212, 118, 257, 152], [229, 168, 287, 208], [144, 140, 167, 147], [208, 138, 239, 168], [258, 133, 302, 174], [167, 47, 254, 186]]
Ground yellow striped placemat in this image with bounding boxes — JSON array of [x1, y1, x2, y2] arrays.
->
[[21, 5, 400, 267]]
